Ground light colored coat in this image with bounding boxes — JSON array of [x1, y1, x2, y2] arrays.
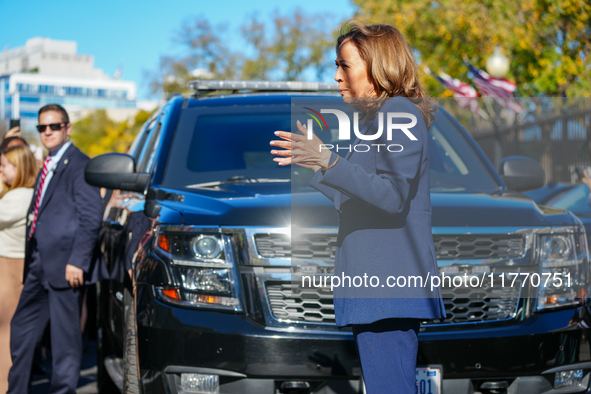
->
[[0, 187, 34, 259]]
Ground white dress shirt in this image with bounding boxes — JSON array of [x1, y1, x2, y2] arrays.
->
[[37, 141, 71, 208]]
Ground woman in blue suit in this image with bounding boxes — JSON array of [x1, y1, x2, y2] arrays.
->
[[271, 22, 445, 393]]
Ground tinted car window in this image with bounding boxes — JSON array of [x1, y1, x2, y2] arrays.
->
[[429, 112, 499, 193], [135, 117, 158, 172], [139, 122, 162, 173], [162, 105, 499, 194], [137, 118, 163, 173], [163, 107, 293, 189], [127, 119, 151, 160], [187, 113, 290, 173]]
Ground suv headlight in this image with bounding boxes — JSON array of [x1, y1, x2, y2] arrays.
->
[[536, 233, 588, 311], [154, 231, 242, 311]]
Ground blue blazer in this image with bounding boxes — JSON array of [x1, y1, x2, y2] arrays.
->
[[310, 97, 446, 326], [24, 144, 104, 289]]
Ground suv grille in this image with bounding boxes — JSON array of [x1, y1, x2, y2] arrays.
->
[[265, 278, 520, 325], [255, 233, 525, 260], [266, 282, 335, 323], [433, 281, 520, 324], [255, 234, 337, 259], [433, 234, 524, 259]]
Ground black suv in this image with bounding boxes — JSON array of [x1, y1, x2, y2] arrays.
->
[[85, 81, 591, 394]]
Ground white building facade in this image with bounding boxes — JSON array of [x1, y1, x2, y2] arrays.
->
[[0, 37, 137, 131]]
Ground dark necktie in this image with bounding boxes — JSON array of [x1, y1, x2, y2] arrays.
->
[[28, 155, 52, 240]]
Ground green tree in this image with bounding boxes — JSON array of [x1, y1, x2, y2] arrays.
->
[[146, 17, 241, 98], [147, 9, 338, 99], [71, 109, 153, 158], [240, 10, 335, 81], [352, 0, 591, 97]]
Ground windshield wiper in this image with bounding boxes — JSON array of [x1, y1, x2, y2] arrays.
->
[[429, 182, 467, 192], [225, 176, 259, 184], [187, 176, 290, 189]]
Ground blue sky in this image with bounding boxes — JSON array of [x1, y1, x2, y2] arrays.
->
[[1, 0, 357, 100]]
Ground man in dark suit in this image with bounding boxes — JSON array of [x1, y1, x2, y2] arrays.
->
[[7, 104, 103, 394]]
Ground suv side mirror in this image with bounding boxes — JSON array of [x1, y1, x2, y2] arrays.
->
[[498, 156, 545, 192], [84, 153, 150, 193]]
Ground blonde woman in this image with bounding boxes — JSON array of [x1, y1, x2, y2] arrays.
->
[[0, 145, 37, 393]]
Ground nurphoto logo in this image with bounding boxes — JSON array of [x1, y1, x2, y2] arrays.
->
[[303, 108, 418, 153]]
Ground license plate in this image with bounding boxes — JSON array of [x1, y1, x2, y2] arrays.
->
[[415, 366, 442, 394]]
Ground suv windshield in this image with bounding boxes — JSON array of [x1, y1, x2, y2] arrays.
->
[[162, 102, 499, 193], [428, 110, 499, 193]]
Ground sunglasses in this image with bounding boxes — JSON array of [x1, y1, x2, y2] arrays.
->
[[36, 122, 68, 133]]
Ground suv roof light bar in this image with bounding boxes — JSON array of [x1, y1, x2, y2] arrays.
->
[[187, 80, 338, 94]]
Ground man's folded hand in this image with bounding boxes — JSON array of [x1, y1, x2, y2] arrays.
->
[[65, 264, 84, 288]]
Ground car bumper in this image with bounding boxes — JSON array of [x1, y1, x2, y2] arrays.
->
[[136, 284, 361, 393], [136, 284, 591, 393]]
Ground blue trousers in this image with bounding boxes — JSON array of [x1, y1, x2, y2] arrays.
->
[[8, 249, 83, 394], [352, 318, 421, 394]]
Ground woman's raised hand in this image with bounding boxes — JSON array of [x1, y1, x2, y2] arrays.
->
[[270, 120, 331, 172]]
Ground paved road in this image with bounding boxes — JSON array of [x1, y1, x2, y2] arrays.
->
[[30, 340, 99, 394]]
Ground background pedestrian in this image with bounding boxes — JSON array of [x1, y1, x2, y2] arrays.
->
[[7, 104, 103, 394], [0, 144, 38, 394]]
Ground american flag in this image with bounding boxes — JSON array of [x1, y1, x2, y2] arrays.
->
[[467, 63, 524, 113], [434, 71, 480, 114]]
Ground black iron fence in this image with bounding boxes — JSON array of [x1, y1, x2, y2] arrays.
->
[[441, 98, 591, 183]]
